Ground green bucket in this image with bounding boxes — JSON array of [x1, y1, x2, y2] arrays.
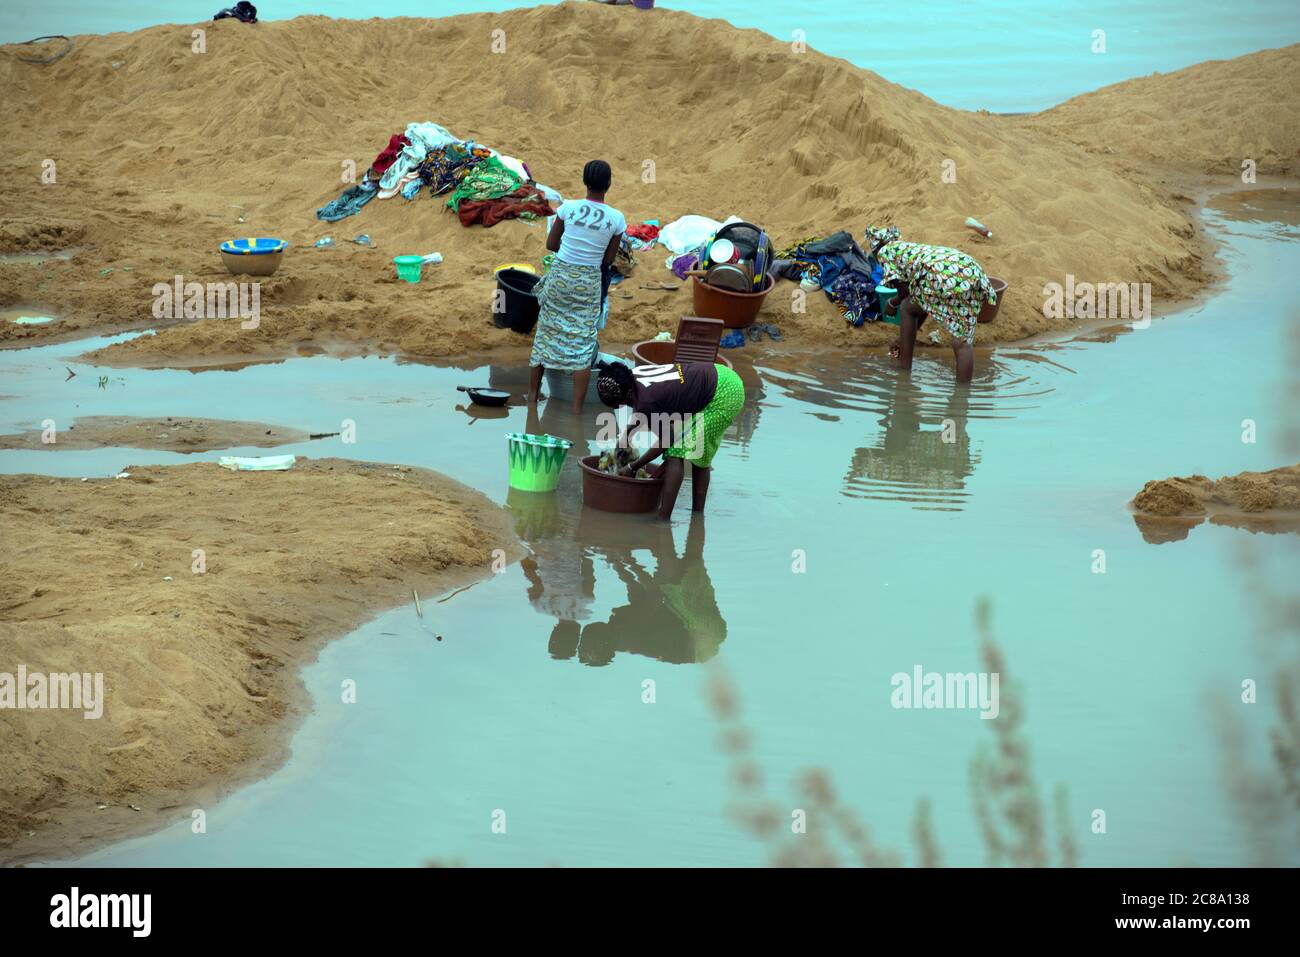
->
[[394, 255, 423, 283], [877, 286, 899, 326], [506, 432, 573, 492]]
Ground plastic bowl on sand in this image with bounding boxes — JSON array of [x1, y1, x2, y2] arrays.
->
[[978, 276, 1008, 324], [394, 255, 424, 283], [630, 339, 733, 370], [507, 432, 573, 493], [220, 238, 286, 277], [691, 274, 774, 328], [579, 455, 665, 513]]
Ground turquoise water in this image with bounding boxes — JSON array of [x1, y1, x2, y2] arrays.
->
[[5, 190, 1297, 866], [3, 1, 1297, 111]]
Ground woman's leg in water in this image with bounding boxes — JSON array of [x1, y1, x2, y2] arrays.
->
[[527, 365, 546, 404], [690, 465, 711, 512], [658, 456, 686, 521], [571, 369, 590, 415], [952, 339, 974, 384], [896, 297, 924, 371]]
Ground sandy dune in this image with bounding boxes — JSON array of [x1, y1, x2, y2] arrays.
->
[[0, 458, 520, 864], [1, 6, 1292, 367]]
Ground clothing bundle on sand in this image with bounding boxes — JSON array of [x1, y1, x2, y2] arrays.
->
[[316, 183, 377, 222], [213, 1, 257, 22], [419, 142, 493, 195], [458, 186, 555, 228], [773, 230, 884, 326], [316, 122, 557, 227], [626, 222, 660, 250], [658, 214, 743, 255], [377, 122, 460, 191], [445, 156, 523, 211]]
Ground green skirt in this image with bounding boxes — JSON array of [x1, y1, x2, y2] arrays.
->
[[664, 365, 744, 468]]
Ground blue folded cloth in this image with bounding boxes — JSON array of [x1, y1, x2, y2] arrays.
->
[[720, 329, 746, 349], [316, 184, 376, 222]]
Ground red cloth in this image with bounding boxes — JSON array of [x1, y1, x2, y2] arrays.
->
[[457, 187, 555, 228], [626, 222, 660, 241], [371, 134, 410, 175]]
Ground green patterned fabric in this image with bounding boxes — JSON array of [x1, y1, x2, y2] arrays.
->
[[875, 241, 994, 344], [663, 365, 744, 468], [445, 156, 523, 212]]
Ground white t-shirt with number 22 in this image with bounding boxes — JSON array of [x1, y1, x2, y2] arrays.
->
[[556, 199, 626, 267]]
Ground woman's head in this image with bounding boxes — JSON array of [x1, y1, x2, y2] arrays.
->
[[864, 225, 900, 254], [583, 159, 612, 194], [595, 360, 634, 408]]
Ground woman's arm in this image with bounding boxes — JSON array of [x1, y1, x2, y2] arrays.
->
[[546, 216, 565, 254], [620, 442, 664, 476], [602, 231, 622, 269], [618, 414, 664, 474]]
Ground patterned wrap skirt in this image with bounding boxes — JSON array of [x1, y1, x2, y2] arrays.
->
[[530, 257, 603, 372], [876, 241, 994, 345]]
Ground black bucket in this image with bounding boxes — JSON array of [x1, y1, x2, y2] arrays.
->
[[495, 268, 540, 334]]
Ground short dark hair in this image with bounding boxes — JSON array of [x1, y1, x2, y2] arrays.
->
[[583, 159, 612, 193]]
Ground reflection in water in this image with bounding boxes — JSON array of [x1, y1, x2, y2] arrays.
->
[[1208, 189, 1300, 231], [574, 513, 726, 665], [508, 469, 727, 667], [503, 374, 731, 666], [1131, 513, 1201, 545], [759, 350, 1070, 510], [843, 378, 978, 510], [1133, 511, 1300, 544], [455, 402, 510, 425], [761, 348, 1063, 424]]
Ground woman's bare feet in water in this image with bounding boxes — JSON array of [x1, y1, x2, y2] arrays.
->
[[887, 339, 902, 360], [525, 391, 547, 405]]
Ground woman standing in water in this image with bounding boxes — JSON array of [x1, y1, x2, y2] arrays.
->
[[527, 160, 626, 413], [595, 360, 745, 520], [867, 225, 996, 385]]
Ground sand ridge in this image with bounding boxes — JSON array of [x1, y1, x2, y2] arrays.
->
[[0, 415, 314, 452], [0, 457, 522, 864], [2, 6, 1292, 368], [1131, 465, 1300, 543]]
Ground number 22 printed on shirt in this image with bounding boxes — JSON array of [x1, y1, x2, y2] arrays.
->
[[569, 203, 613, 231]]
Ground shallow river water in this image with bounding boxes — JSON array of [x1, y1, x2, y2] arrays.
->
[[3, 189, 1298, 866]]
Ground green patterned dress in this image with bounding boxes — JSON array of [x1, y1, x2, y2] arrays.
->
[[876, 241, 995, 344]]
